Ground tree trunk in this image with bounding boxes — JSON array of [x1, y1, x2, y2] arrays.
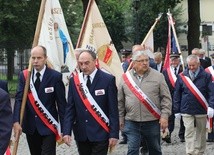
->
[[187, 0, 200, 55]]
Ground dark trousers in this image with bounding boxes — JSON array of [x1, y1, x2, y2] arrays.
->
[[168, 114, 185, 139], [26, 129, 56, 155], [76, 139, 109, 155], [178, 117, 185, 139], [208, 119, 214, 139]]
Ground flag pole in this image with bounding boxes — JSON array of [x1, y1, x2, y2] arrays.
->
[[141, 13, 163, 46], [12, 0, 47, 154], [76, 0, 94, 48], [167, 10, 185, 70], [127, 14, 162, 71]]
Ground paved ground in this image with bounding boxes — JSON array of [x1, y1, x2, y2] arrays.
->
[[10, 99, 214, 155]]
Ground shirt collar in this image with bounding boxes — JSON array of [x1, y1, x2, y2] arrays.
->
[[84, 68, 98, 83], [34, 65, 46, 81]]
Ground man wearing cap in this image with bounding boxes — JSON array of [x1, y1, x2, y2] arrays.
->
[[120, 49, 132, 72], [162, 53, 185, 143]]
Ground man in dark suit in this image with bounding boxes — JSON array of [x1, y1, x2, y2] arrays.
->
[[192, 48, 210, 69], [63, 50, 119, 155], [0, 88, 12, 155], [154, 52, 163, 72], [0, 80, 9, 92], [162, 53, 185, 143], [13, 46, 67, 155]]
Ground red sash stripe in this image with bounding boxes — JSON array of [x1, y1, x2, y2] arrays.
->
[[205, 67, 214, 81], [73, 74, 110, 132], [180, 73, 207, 110], [122, 73, 160, 119], [166, 68, 175, 88], [23, 70, 61, 141]]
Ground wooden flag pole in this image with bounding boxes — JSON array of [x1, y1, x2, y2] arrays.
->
[[76, 0, 94, 48], [141, 13, 163, 45], [127, 13, 162, 71], [12, 0, 47, 154], [167, 10, 185, 70]]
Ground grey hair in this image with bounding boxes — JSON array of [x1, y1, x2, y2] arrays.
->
[[132, 50, 149, 61], [186, 54, 200, 63]]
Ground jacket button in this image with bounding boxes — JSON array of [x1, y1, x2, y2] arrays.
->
[[85, 120, 88, 122], [35, 115, 37, 118]]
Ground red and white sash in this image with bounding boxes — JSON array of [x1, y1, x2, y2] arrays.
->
[[4, 147, 10, 155], [166, 67, 177, 88], [205, 66, 214, 81], [180, 73, 212, 130], [23, 70, 61, 141], [73, 72, 110, 132], [123, 71, 161, 119]]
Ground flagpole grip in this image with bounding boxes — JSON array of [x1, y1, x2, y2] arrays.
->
[[12, 0, 47, 155]]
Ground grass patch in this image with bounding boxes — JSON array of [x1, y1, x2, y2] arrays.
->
[[0, 74, 18, 97]]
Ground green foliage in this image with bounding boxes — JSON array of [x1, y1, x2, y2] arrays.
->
[[128, 0, 184, 51], [97, 0, 129, 50], [61, 0, 83, 46]]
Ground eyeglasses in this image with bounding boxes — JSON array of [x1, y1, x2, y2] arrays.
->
[[135, 59, 149, 63]]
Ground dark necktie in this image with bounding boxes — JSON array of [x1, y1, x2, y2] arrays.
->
[[174, 67, 177, 75], [192, 72, 196, 81], [86, 75, 91, 88], [34, 72, 41, 92]]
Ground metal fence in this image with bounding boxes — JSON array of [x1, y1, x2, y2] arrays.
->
[[0, 49, 30, 95]]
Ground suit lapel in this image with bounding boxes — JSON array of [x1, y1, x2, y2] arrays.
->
[[90, 69, 101, 92], [38, 67, 49, 94]]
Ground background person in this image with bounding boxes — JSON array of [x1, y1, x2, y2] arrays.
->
[[162, 53, 185, 143], [0, 88, 13, 155], [173, 54, 214, 155], [154, 52, 163, 72]]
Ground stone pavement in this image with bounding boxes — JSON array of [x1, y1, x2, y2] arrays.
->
[[10, 97, 214, 155], [10, 119, 214, 155]]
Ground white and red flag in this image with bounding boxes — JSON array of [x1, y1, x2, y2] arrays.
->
[[163, 12, 184, 70], [76, 0, 123, 85], [38, 0, 77, 89]]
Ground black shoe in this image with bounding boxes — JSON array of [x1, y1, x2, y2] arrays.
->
[[180, 138, 185, 142], [119, 140, 127, 144], [162, 134, 171, 143]]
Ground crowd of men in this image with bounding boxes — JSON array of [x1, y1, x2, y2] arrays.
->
[[0, 45, 214, 155]]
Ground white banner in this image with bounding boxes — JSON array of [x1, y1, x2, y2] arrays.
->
[[39, 0, 77, 90]]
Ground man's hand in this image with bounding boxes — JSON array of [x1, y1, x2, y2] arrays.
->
[[159, 117, 168, 131], [108, 138, 118, 152], [63, 135, 72, 146], [13, 122, 22, 141]]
